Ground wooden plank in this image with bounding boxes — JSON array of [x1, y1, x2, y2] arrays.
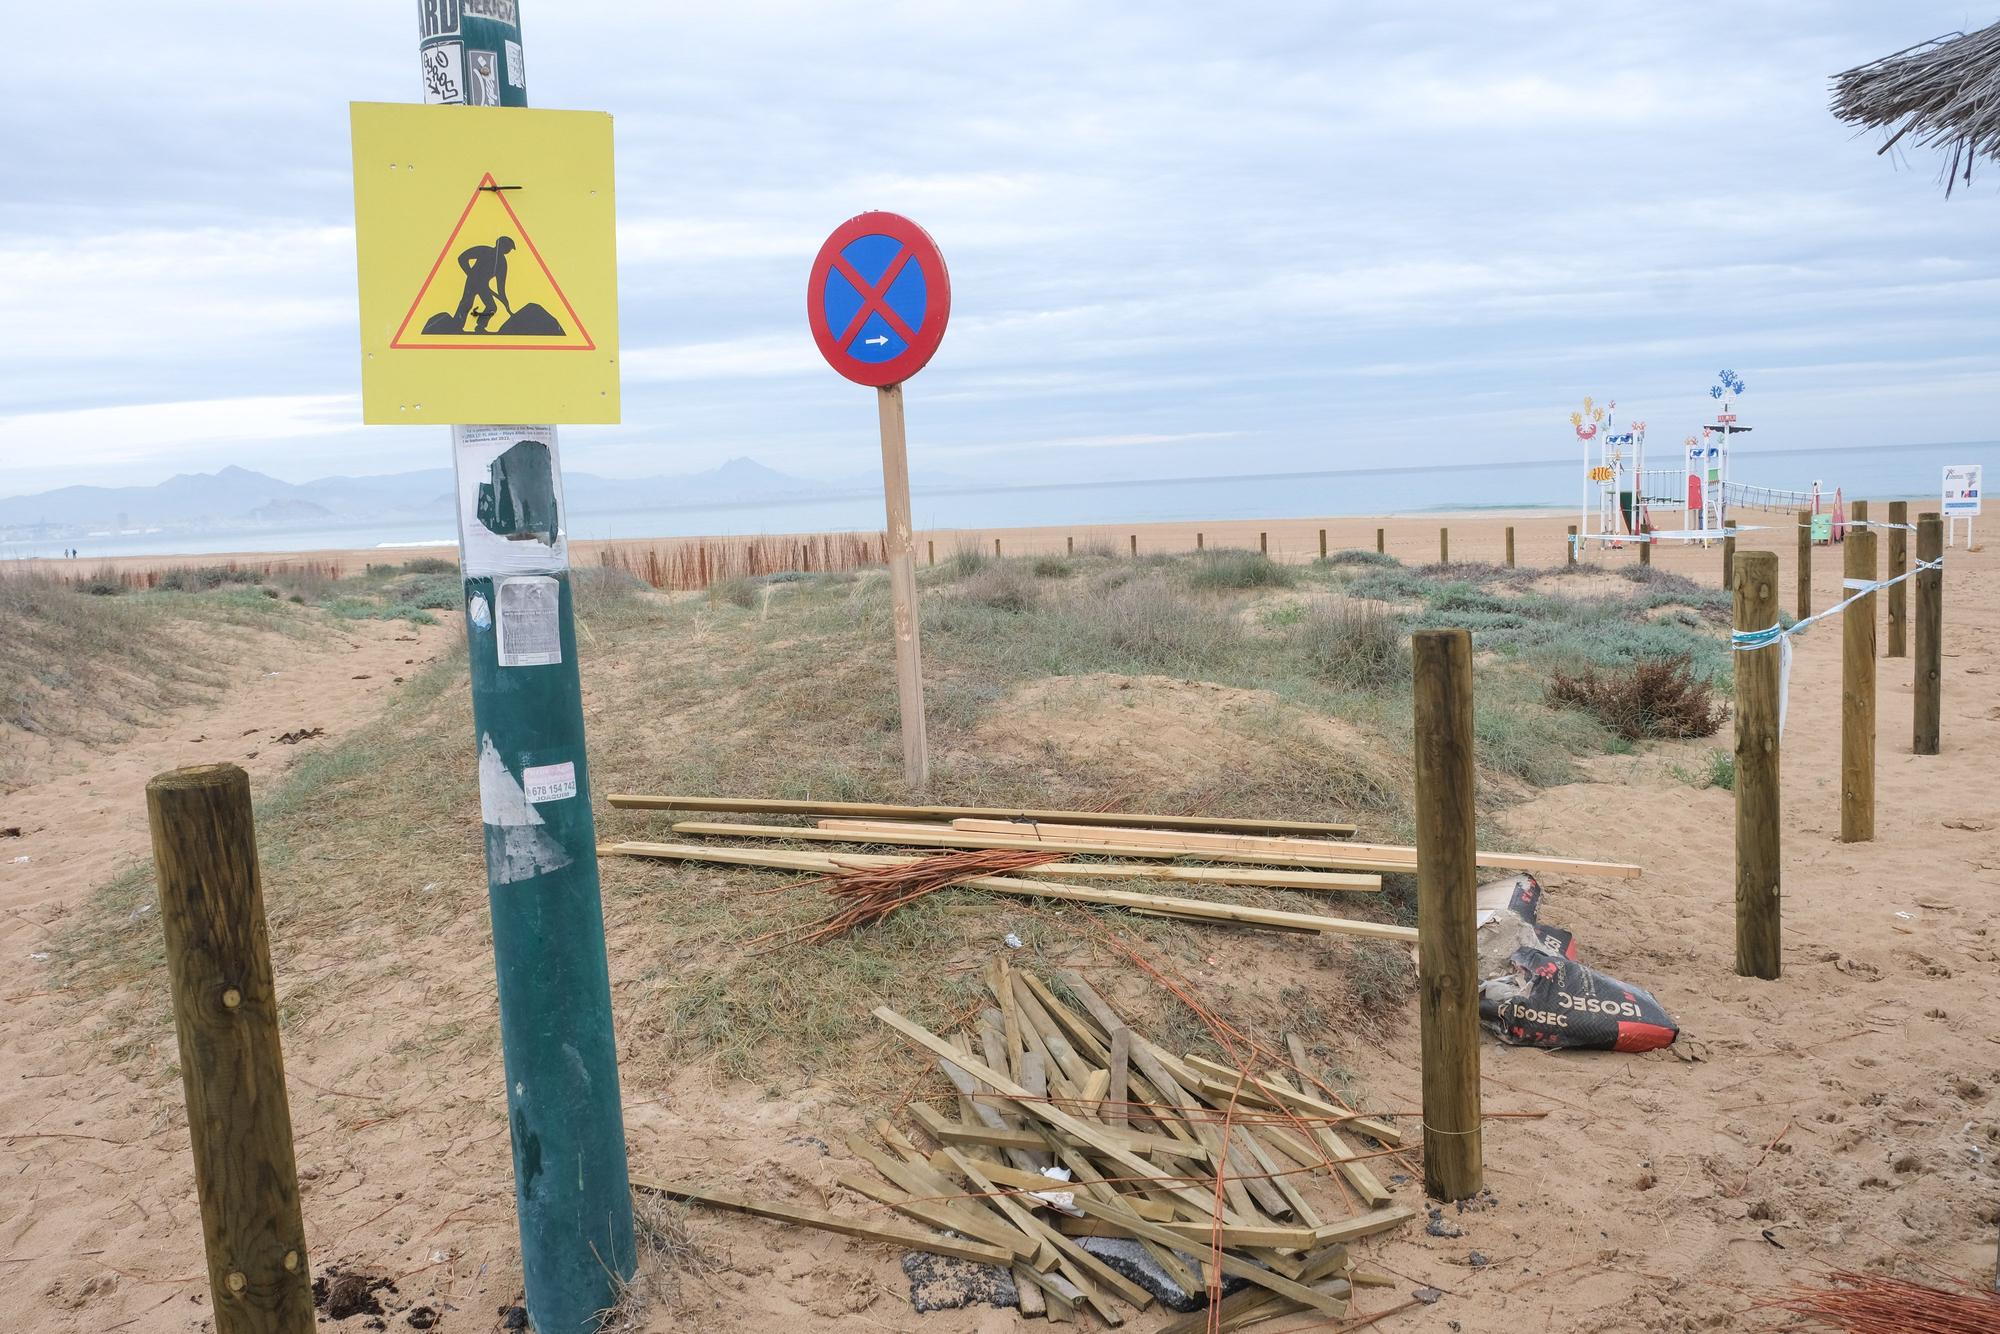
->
[[633, 1178, 1013, 1266], [598, 840, 1379, 892], [605, 839, 1411, 940], [932, 1150, 1151, 1318], [674, 821, 1401, 872], [1181, 1054, 1402, 1148], [1239, 1123, 1319, 1228], [847, 1135, 1042, 1259], [1060, 1194, 1350, 1318], [1053, 1215, 1320, 1250], [1310, 1204, 1416, 1245], [607, 792, 1356, 837], [838, 1161, 1038, 1262], [908, 1095, 1202, 1162], [1107, 1030, 1130, 1132], [945, 818, 1642, 880], [874, 1007, 1220, 1218]]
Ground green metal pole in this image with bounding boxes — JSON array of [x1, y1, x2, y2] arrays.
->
[[413, 8, 635, 1332]]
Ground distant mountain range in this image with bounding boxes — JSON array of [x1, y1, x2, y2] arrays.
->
[[0, 458, 849, 540]]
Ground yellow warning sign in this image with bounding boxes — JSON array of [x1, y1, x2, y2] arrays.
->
[[350, 102, 619, 425]]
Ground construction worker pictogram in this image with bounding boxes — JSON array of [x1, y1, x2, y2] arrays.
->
[[392, 173, 591, 349]]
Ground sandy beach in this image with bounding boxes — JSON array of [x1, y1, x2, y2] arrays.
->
[[2, 505, 1993, 1333]]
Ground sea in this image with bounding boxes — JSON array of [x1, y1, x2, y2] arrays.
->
[[7, 439, 1992, 562]]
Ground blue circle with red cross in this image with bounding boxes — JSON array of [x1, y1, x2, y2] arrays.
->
[[807, 212, 951, 387]]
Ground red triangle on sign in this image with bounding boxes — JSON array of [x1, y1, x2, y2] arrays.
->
[[390, 172, 594, 351]]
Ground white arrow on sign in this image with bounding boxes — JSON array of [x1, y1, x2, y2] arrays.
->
[[863, 335, 889, 346]]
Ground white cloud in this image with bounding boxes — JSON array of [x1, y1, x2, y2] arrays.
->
[[0, 394, 357, 465]]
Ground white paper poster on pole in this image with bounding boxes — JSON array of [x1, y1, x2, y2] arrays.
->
[[1943, 464, 1983, 516], [453, 424, 568, 578], [495, 576, 562, 667]]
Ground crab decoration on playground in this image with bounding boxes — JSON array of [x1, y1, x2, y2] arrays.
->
[[1709, 369, 1746, 401], [1570, 396, 1611, 441]]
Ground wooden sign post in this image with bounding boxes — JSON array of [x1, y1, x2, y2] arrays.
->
[[876, 384, 929, 786], [807, 211, 953, 789]]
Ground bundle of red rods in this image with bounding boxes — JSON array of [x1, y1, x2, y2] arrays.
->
[[1757, 1270, 2000, 1333], [749, 848, 1067, 947]]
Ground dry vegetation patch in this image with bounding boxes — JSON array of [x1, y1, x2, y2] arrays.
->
[[52, 548, 1729, 1123]]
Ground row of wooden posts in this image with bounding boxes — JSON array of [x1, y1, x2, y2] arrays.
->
[[1732, 506, 1944, 979], [137, 508, 1945, 1324]]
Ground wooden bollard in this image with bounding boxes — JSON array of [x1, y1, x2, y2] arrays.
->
[[1129, 533, 1138, 556], [1915, 512, 1943, 755], [1438, 527, 1449, 564], [1733, 552, 1782, 980], [1411, 628, 1482, 1201], [1841, 526, 1877, 843], [1066, 534, 1073, 556], [1196, 532, 1203, 551], [1796, 509, 1812, 618], [927, 539, 934, 566], [146, 764, 314, 1334], [1722, 520, 1736, 587], [1566, 524, 1577, 566], [1639, 534, 1651, 567], [1259, 531, 1268, 554], [994, 538, 1001, 557], [1886, 500, 1908, 658], [1318, 528, 1327, 559], [1375, 527, 1385, 554], [1504, 526, 1515, 568]]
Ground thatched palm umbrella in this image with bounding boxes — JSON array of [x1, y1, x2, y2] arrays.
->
[[1831, 21, 2000, 194]]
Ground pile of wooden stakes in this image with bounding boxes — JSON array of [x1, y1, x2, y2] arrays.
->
[[600, 794, 1641, 945], [637, 961, 1416, 1327]]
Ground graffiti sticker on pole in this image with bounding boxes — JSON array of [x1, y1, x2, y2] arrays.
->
[[349, 102, 619, 424], [806, 211, 952, 387]]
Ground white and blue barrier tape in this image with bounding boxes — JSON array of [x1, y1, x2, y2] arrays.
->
[[1729, 556, 1943, 736]]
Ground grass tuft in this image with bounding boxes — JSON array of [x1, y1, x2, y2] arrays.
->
[[1187, 548, 1297, 590]]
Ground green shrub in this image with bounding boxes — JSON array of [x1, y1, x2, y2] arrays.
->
[[1031, 557, 1074, 579], [707, 578, 757, 609], [1187, 549, 1295, 591], [944, 548, 988, 579], [960, 563, 1040, 613], [1292, 598, 1407, 688], [1322, 548, 1400, 568]]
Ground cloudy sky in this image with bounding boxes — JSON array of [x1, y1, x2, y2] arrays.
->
[[2, 2, 1994, 498]]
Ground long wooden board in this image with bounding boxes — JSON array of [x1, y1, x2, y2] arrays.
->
[[632, 1177, 1013, 1266], [613, 839, 1415, 942], [946, 818, 1643, 880], [606, 792, 1356, 838], [669, 820, 1411, 873], [597, 840, 1380, 892]]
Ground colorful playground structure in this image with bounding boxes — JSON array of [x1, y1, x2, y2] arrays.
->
[[1574, 371, 1846, 551]]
